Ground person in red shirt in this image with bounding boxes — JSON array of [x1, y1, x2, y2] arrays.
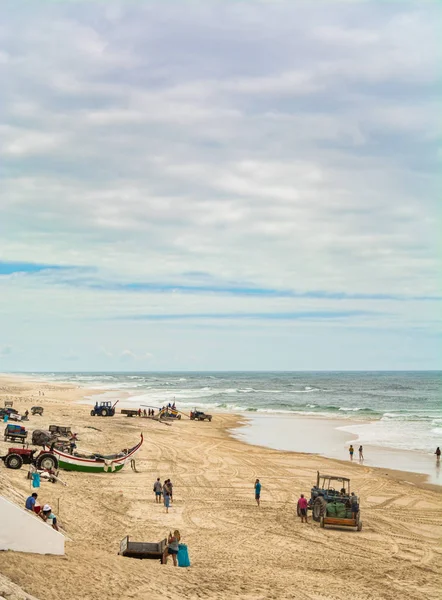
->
[[297, 494, 308, 523]]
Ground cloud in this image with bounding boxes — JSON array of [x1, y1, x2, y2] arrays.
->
[[0, 0, 440, 370]]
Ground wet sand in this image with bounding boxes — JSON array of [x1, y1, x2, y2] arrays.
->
[[234, 413, 442, 485]]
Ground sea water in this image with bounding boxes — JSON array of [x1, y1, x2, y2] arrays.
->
[[32, 371, 441, 456]]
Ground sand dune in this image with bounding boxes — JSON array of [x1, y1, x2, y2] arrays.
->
[[0, 375, 441, 600]]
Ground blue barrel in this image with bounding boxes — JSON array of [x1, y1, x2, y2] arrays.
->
[[177, 544, 190, 567]]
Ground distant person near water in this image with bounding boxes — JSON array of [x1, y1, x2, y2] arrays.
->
[[297, 494, 308, 523], [436, 447, 441, 462], [349, 445, 354, 461], [153, 477, 163, 503], [358, 445, 364, 462], [254, 478, 261, 506]]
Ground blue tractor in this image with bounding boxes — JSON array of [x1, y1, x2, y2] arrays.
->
[[304, 471, 352, 522], [90, 400, 119, 417]]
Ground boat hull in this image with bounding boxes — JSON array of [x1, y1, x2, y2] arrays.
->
[[52, 434, 143, 473], [56, 458, 126, 473]]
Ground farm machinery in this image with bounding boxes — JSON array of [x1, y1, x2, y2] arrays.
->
[[305, 471, 362, 531], [1, 447, 58, 470], [90, 400, 119, 417]]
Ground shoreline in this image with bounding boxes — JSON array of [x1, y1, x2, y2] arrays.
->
[[232, 412, 442, 488], [1, 372, 440, 490]]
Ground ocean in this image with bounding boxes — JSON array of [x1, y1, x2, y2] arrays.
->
[[33, 371, 441, 456]]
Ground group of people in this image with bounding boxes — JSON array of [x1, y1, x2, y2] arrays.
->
[[348, 445, 364, 462], [25, 493, 59, 531], [137, 408, 155, 417], [153, 477, 174, 512]]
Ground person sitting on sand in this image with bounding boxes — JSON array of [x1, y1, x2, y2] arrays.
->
[[153, 477, 163, 503], [297, 494, 308, 523], [349, 445, 354, 461], [254, 479, 261, 507], [25, 492, 38, 512], [39, 504, 59, 531], [166, 530, 181, 566]]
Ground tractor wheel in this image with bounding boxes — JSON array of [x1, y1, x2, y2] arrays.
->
[[320, 516, 325, 528], [5, 453, 23, 469], [313, 497, 327, 522], [90, 410, 95, 416], [100, 408, 109, 417], [36, 453, 58, 470], [357, 520, 362, 531]]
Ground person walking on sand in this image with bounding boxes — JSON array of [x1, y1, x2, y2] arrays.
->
[[153, 478, 163, 503], [358, 445, 364, 462], [163, 480, 171, 513], [297, 494, 308, 523], [254, 478, 262, 507], [350, 492, 359, 518], [436, 447, 441, 462], [349, 445, 354, 461], [165, 530, 180, 566], [168, 479, 174, 503]]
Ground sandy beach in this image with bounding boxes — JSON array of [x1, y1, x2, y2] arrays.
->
[[0, 374, 441, 600]]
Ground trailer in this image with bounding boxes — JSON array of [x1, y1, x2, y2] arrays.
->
[[4, 424, 28, 443], [119, 536, 168, 563], [121, 409, 140, 418]]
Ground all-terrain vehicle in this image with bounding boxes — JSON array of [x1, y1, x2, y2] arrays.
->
[[306, 471, 362, 531], [0, 447, 58, 470]]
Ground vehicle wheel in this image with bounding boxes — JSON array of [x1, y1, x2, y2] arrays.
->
[[178, 415, 181, 420], [313, 497, 327, 522], [36, 453, 58, 470], [357, 521, 362, 531], [90, 410, 95, 416], [320, 516, 325, 528], [209, 417, 212, 422], [5, 453, 23, 469], [100, 408, 108, 417]]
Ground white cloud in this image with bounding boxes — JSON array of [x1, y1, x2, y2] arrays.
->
[[0, 0, 440, 370]]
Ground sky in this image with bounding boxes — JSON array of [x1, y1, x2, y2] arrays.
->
[[0, 0, 441, 372]]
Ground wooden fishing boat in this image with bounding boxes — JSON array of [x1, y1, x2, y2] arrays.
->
[[52, 434, 143, 473]]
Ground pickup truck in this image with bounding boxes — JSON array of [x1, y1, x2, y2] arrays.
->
[[190, 411, 212, 422]]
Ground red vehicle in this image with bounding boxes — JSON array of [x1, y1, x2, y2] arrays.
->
[[0, 447, 58, 470]]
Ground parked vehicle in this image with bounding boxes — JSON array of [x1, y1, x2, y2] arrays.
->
[[307, 471, 362, 531], [190, 411, 212, 422], [4, 424, 28, 442], [0, 447, 58, 470], [31, 406, 44, 416], [90, 400, 119, 417], [121, 409, 140, 418]]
